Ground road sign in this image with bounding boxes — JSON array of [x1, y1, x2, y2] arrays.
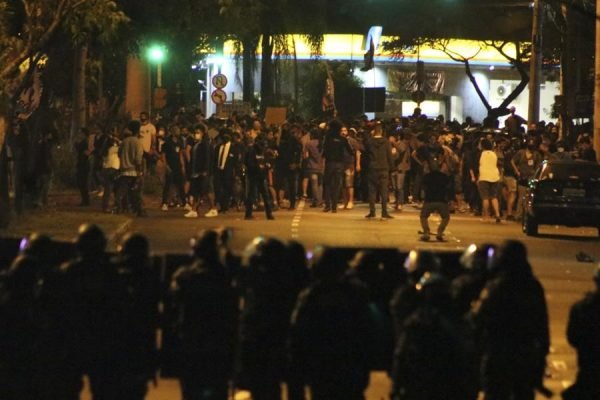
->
[[212, 74, 228, 89], [211, 89, 227, 104]]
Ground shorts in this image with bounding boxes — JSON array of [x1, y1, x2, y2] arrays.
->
[[189, 175, 213, 198], [503, 176, 517, 193], [478, 181, 499, 200], [343, 168, 355, 188]]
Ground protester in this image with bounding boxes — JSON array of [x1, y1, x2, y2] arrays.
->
[[364, 122, 394, 220], [419, 158, 451, 242], [322, 119, 353, 213], [477, 138, 502, 223]]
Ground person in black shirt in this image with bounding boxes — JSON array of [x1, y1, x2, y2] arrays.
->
[[420, 158, 451, 242], [322, 120, 353, 213], [244, 137, 275, 220], [161, 126, 186, 210], [276, 127, 303, 210]]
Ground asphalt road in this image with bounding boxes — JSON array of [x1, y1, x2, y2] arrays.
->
[[122, 200, 599, 400]]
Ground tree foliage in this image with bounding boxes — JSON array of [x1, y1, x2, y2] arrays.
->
[[0, 0, 128, 98]]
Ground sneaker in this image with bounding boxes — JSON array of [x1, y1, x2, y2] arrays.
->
[[323, 207, 331, 212], [184, 203, 193, 211], [267, 215, 275, 220], [506, 215, 515, 221], [184, 210, 198, 218], [419, 234, 431, 242], [346, 201, 354, 210], [495, 216, 501, 224], [436, 235, 447, 242], [161, 203, 169, 211], [204, 209, 218, 218], [332, 209, 337, 213], [381, 214, 394, 220], [395, 204, 403, 212], [244, 215, 255, 220], [365, 213, 376, 219]]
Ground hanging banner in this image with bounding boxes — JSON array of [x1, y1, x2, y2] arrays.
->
[[387, 69, 445, 95]]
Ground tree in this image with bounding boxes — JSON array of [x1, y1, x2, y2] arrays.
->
[[0, 0, 127, 225]]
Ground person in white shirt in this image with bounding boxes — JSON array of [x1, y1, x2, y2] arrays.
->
[[139, 112, 157, 171], [101, 132, 121, 212], [478, 138, 502, 223]]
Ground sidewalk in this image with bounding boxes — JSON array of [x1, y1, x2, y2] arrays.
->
[[0, 190, 132, 249]]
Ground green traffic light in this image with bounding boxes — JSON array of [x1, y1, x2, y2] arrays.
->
[[147, 45, 166, 63]]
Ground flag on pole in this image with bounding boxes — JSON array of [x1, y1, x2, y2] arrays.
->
[[361, 37, 375, 72], [322, 65, 336, 116]]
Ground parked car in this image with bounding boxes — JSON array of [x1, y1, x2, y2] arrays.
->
[[523, 159, 600, 236]]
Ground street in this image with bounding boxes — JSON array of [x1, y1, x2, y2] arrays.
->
[[122, 200, 599, 400]]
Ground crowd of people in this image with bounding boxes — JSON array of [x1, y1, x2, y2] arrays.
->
[[74, 106, 598, 225], [1, 226, 599, 400]]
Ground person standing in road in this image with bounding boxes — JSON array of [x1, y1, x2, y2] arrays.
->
[[322, 120, 353, 213], [184, 124, 219, 218], [139, 112, 157, 174], [478, 138, 502, 223], [473, 240, 550, 400], [117, 123, 145, 217], [304, 128, 324, 208], [160, 125, 187, 211], [289, 247, 373, 400], [244, 136, 275, 220], [511, 138, 542, 221], [390, 132, 411, 212], [341, 125, 362, 210], [170, 230, 238, 400], [364, 122, 394, 220], [563, 266, 600, 400], [214, 128, 241, 214]]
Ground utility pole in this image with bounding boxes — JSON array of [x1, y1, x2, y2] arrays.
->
[[594, 0, 600, 161], [528, 0, 543, 126]]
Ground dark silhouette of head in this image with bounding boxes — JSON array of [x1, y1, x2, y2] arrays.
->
[[76, 224, 107, 257], [311, 246, 348, 282], [349, 250, 380, 286], [190, 229, 220, 263], [491, 240, 532, 277], [119, 233, 150, 262], [21, 232, 52, 259], [416, 271, 451, 308]]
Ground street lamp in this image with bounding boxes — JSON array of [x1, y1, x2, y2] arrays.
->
[[147, 44, 167, 87]]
